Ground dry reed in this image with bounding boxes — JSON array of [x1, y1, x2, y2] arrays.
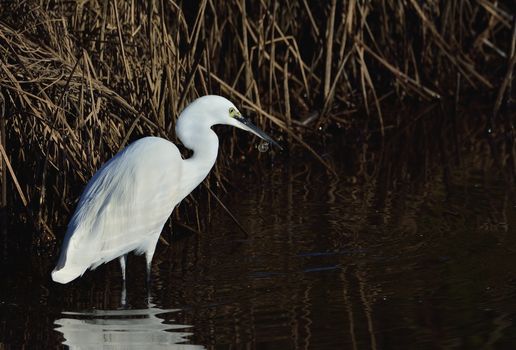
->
[[0, 0, 513, 239]]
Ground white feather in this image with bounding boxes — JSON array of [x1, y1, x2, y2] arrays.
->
[[52, 137, 182, 283]]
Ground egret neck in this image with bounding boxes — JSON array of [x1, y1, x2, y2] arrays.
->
[[175, 110, 219, 200]]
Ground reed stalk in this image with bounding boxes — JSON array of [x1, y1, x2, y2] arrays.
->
[[0, 0, 513, 235]]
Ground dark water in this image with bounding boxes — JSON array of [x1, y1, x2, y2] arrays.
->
[[1, 145, 516, 349]]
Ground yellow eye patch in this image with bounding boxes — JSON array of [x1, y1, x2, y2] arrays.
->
[[229, 107, 240, 118]]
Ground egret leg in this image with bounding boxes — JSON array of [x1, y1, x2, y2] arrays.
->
[[145, 251, 153, 286], [145, 257, 152, 305], [119, 254, 128, 281], [145, 243, 157, 303], [119, 254, 128, 307], [120, 280, 127, 307]]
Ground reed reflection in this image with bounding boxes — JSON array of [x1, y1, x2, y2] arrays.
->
[[54, 304, 204, 349]]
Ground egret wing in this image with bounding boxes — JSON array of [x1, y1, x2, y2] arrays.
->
[[54, 137, 183, 277]]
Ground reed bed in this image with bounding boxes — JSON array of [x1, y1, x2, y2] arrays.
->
[[0, 0, 514, 239]]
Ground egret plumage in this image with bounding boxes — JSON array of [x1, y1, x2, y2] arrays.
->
[[51, 95, 280, 284]]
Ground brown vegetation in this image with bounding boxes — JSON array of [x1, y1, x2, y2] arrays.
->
[[0, 0, 514, 238]]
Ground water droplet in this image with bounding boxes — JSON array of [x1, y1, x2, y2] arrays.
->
[[257, 141, 270, 153]]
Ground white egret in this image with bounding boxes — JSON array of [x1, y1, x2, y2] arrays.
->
[[51, 95, 280, 284]]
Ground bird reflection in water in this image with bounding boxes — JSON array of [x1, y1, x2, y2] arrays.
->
[[54, 304, 204, 349]]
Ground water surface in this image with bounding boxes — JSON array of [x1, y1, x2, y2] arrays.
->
[[1, 141, 516, 349]]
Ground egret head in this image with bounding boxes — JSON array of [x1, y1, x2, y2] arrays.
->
[[224, 103, 282, 150], [177, 95, 282, 150]]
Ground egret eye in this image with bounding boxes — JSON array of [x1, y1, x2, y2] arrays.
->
[[229, 107, 240, 118]]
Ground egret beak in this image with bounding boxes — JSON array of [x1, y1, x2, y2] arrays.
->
[[235, 116, 283, 150]]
